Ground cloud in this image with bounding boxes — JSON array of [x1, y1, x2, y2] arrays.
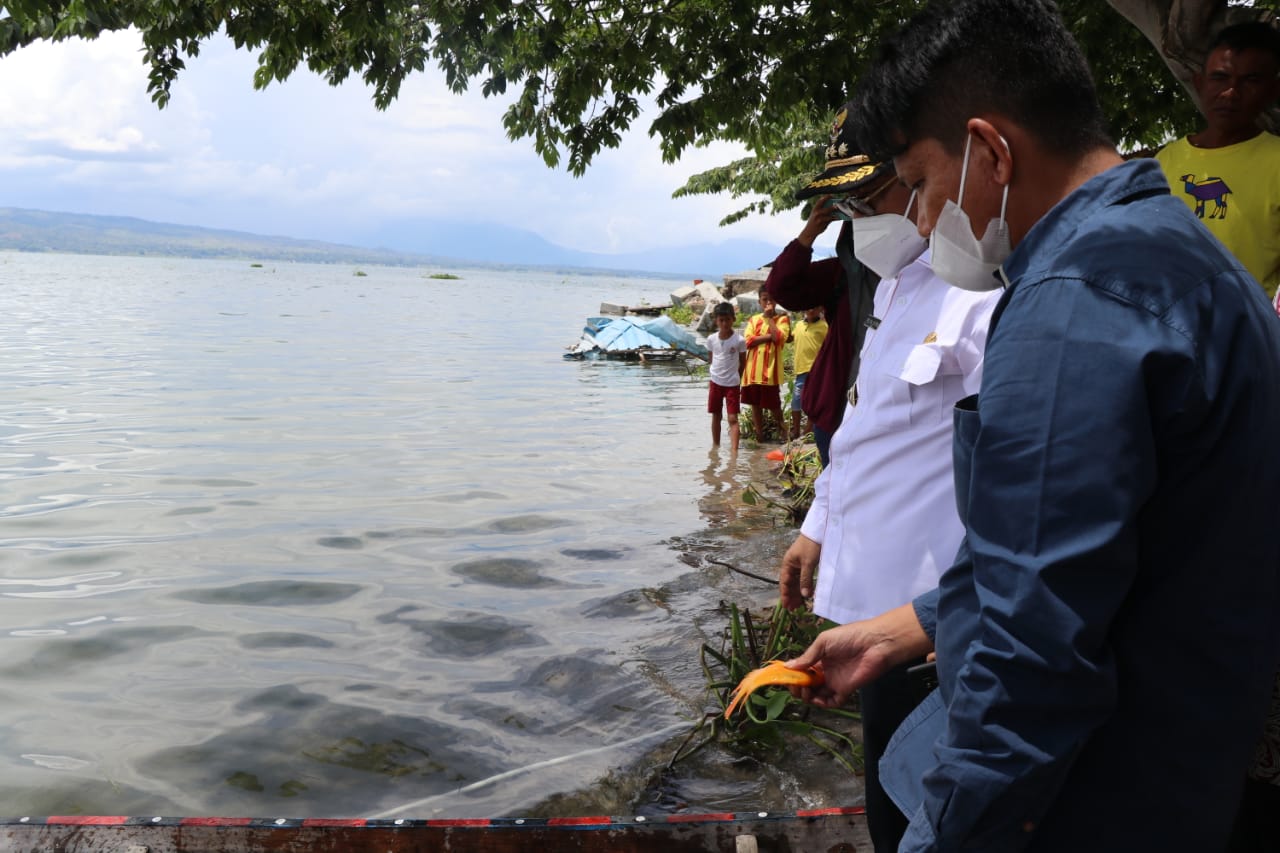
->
[[16, 128, 163, 163], [0, 28, 811, 260]]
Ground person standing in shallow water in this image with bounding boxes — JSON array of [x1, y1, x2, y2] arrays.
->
[[739, 292, 790, 443], [704, 301, 747, 454]]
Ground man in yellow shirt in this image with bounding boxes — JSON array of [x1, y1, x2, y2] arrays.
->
[[789, 306, 828, 441], [1156, 21, 1280, 297]]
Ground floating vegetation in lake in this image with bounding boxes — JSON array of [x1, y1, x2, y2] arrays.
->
[[672, 598, 861, 775], [428, 272, 461, 280], [741, 444, 821, 525]]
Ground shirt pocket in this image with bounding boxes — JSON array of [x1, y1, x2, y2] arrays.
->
[[854, 344, 962, 437], [898, 344, 966, 427]]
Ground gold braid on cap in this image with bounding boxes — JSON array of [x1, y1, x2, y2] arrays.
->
[[804, 162, 880, 190], [825, 156, 873, 171]]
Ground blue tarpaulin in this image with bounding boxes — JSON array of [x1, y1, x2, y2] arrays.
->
[[639, 315, 708, 358], [590, 317, 673, 352], [565, 315, 707, 360]]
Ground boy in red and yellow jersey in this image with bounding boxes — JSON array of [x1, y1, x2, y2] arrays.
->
[[741, 291, 791, 442]]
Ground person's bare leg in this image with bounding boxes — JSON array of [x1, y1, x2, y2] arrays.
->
[[729, 418, 740, 454], [751, 404, 764, 443], [711, 411, 723, 446]]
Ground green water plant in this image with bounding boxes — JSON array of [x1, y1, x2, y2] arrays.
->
[[428, 272, 461, 280], [664, 303, 696, 326], [671, 600, 860, 774], [683, 359, 709, 380], [741, 444, 822, 526]]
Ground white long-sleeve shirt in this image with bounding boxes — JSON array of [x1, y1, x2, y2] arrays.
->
[[801, 252, 999, 624]]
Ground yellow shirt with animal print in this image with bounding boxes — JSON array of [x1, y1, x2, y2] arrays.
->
[[1156, 132, 1280, 297]]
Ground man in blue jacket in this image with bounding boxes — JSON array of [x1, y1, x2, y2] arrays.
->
[[785, 1, 1280, 850]]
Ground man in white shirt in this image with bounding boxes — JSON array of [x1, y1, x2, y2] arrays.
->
[[778, 174, 999, 852]]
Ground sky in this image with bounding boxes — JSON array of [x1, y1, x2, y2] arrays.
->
[[0, 29, 818, 264]]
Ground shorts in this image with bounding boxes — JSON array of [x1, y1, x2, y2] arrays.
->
[[791, 372, 809, 412], [708, 381, 741, 416], [741, 383, 781, 409]]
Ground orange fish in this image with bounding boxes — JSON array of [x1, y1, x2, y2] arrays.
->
[[724, 660, 824, 720]]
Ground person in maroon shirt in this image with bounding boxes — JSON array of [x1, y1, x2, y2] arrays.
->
[[765, 101, 897, 465]]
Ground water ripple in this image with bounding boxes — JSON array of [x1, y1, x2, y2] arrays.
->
[[451, 558, 561, 589], [21, 754, 94, 771], [173, 580, 364, 607], [0, 571, 172, 600], [377, 606, 546, 658], [1, 625, 207, 678], [480, 515, 573, 534]]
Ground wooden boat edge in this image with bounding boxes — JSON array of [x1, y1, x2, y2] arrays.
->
[[0, 806, 870, 852]]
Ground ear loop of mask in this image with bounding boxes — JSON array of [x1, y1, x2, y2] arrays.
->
[[956, 133, 1010, 221]]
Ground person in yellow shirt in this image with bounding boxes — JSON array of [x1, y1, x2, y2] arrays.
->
[[740, 292, 791, 442], [789, 306, 828, 441], [1156, 21, 1280, 297]]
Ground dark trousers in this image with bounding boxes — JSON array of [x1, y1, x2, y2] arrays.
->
[[813, 423, 834, 468], [858, 659, 934, 853]]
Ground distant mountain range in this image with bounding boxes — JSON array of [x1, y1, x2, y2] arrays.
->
[[0, 207, 780, 280]]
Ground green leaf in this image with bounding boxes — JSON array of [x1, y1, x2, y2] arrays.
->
[[764, 689, 790, 721], [0, 0, 1246, 217]]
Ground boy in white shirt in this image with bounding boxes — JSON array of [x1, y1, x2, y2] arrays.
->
[[705, 302, 748, 453]]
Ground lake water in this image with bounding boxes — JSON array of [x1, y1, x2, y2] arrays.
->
[[0, 251, 856, 820]]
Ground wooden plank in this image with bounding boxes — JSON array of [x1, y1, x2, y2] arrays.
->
[[0, 808, 870, 852]]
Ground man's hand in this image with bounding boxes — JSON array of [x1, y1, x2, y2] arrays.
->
[[798, 195, 841, 248], [779, 534, 821, 610], [786, 604, 934, 708]]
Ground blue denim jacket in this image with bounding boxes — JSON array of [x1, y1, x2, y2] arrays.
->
[[901, 158, 1280, 851]]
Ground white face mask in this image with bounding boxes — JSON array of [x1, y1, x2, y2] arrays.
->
[[851, 190, 927, 280], [929, 134, 1011, 291]]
